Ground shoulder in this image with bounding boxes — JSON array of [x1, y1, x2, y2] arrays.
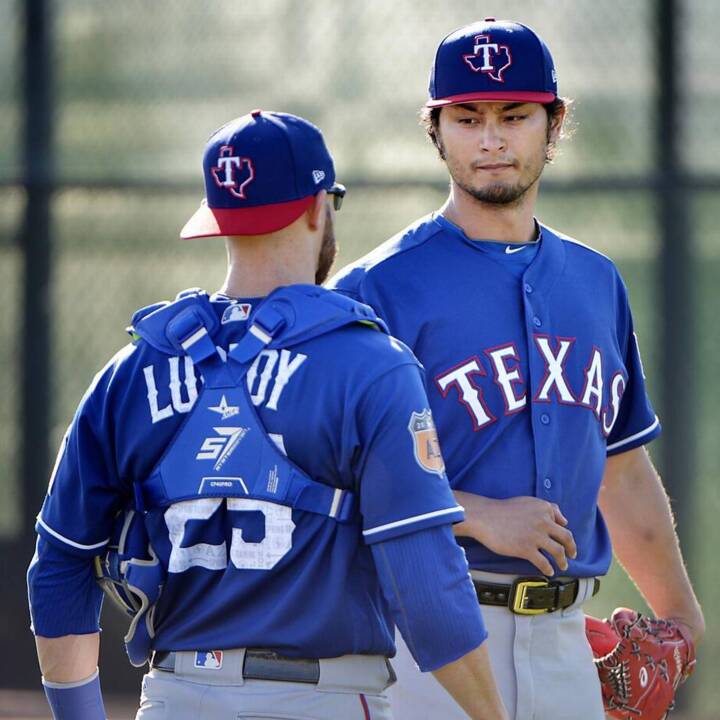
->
[[328, 213, 443, 296], [305, 321, 421, 380], [84, 339, 165, 408], [545, 223, 620, 274], [87, 291, 209, 403], [543, 225, 633, 337]]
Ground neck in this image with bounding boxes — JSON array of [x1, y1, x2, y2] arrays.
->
[[440, 180, 539, 243], [218, 232, 317, 298]]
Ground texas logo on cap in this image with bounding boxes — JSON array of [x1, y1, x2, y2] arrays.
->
[[210, 146, 255, 199], [463, 34, 512, 83]]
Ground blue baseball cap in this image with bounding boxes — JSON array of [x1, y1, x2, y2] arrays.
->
[[427, 18, 557, 107], [181, 110, 336, 239]]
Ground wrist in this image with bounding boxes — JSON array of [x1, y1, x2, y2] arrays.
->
[[453, 491, 492, 544], [671, 613, 705, 646], [43, 669, 106, 720], [653, 603, 705, 645]]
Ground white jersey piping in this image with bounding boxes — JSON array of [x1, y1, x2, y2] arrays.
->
[[606, 416, 660, 452], [36, 515, 109, 551], [363, 506, 462, 537]]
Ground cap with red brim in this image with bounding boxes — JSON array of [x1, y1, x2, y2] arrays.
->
[[426, 90, 556, 108], [180, 196, 314, 239], [428, 19, 557, 109], [181, 110, 335, 240]]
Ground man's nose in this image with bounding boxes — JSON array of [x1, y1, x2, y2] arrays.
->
[[478, 121, 506, 153]]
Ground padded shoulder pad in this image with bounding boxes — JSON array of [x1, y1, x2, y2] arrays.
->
[[131, 289, 219, 355], [230, 285, 387, 365], [273, 285, 387, 341], [128, 301, 169, 331]]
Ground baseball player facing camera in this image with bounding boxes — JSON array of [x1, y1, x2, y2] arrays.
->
[[27, 110, 508, 719], [329, 18, 704, 720]]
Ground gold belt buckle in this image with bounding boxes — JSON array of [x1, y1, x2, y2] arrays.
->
[[511, 577, 550, 615]]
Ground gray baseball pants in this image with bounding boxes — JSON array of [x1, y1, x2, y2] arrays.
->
[[388, 572, 605, 720], [135, 650, 394, 719]]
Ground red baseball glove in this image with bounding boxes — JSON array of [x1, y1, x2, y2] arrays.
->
[[585, 609, 696, 720]]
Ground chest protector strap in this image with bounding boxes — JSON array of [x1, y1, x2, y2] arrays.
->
[[132, 285, 387, 522]]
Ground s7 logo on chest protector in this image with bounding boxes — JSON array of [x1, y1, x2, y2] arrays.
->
[[196, 426, 249, 471]]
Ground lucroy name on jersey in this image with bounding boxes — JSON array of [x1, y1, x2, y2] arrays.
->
[[143, 347, 307, 423]]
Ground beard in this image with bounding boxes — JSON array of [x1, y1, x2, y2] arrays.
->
[[315, 206, 338, 285], [439, 137, 547, 207]]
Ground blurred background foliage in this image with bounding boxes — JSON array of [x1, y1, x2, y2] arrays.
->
[[0, 1, 718, 716]]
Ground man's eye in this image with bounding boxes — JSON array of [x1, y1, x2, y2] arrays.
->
[[458, 117, 478, 124], [505, 115, 527, 122]]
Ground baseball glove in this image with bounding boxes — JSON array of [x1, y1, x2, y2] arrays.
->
[[585, 608, 696, 720]]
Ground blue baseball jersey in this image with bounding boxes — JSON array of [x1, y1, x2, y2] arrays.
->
[[35, 290, 464, 658], [329, 213, 661, 577]]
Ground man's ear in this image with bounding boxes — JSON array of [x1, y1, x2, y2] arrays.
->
[[307, 191, 327, 231], [548, 104, 566, 144]]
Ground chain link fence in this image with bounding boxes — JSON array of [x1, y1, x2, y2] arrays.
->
[[1, 0, 718, 714]]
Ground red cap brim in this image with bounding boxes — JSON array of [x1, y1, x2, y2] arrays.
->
[[180, 196, 315, 239], [426, 91, 556, 107]]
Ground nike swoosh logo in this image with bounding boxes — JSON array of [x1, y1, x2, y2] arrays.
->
[[505, 245, 526, 254]]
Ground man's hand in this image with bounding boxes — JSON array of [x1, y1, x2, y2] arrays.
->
[[454, 492, 576, 576]]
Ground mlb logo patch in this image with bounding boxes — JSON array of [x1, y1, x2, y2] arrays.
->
[[222, 302, 251, 324], [194, 650, 223, 669]]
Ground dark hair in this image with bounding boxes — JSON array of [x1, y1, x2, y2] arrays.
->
[[419, 97, 573, 163]]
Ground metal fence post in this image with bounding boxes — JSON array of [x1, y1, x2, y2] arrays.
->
[[657, 0, 694, 538], [21, 0, 54, 537]]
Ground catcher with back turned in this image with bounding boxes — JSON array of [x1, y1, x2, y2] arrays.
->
[[27, 110, 507, 719], [329, 17, 703, 720]]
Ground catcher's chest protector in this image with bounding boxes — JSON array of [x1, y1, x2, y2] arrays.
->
[[105, 285, 386, 665], [132, 287, 378, 521]]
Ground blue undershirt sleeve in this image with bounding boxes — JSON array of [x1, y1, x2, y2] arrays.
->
[[27, 536, 104, 637], [371, 523, 487, 672]]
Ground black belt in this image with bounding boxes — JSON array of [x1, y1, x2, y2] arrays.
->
[[152, 649, 320, 684], [473, 576, 600, 615]]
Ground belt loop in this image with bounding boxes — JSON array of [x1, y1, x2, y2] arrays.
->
[[317, 655, 393, 694]]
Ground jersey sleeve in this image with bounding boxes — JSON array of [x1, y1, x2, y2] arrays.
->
[[27, 536, 104, 636], [372, 525, 487, 671], [36, 351, 132, 557], [606, 288, 661, 456], [354, 361, 464, 544]]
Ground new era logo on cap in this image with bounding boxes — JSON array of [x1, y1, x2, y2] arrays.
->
[[428, 18, 557, 107], [180, 110, 336, 239]]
